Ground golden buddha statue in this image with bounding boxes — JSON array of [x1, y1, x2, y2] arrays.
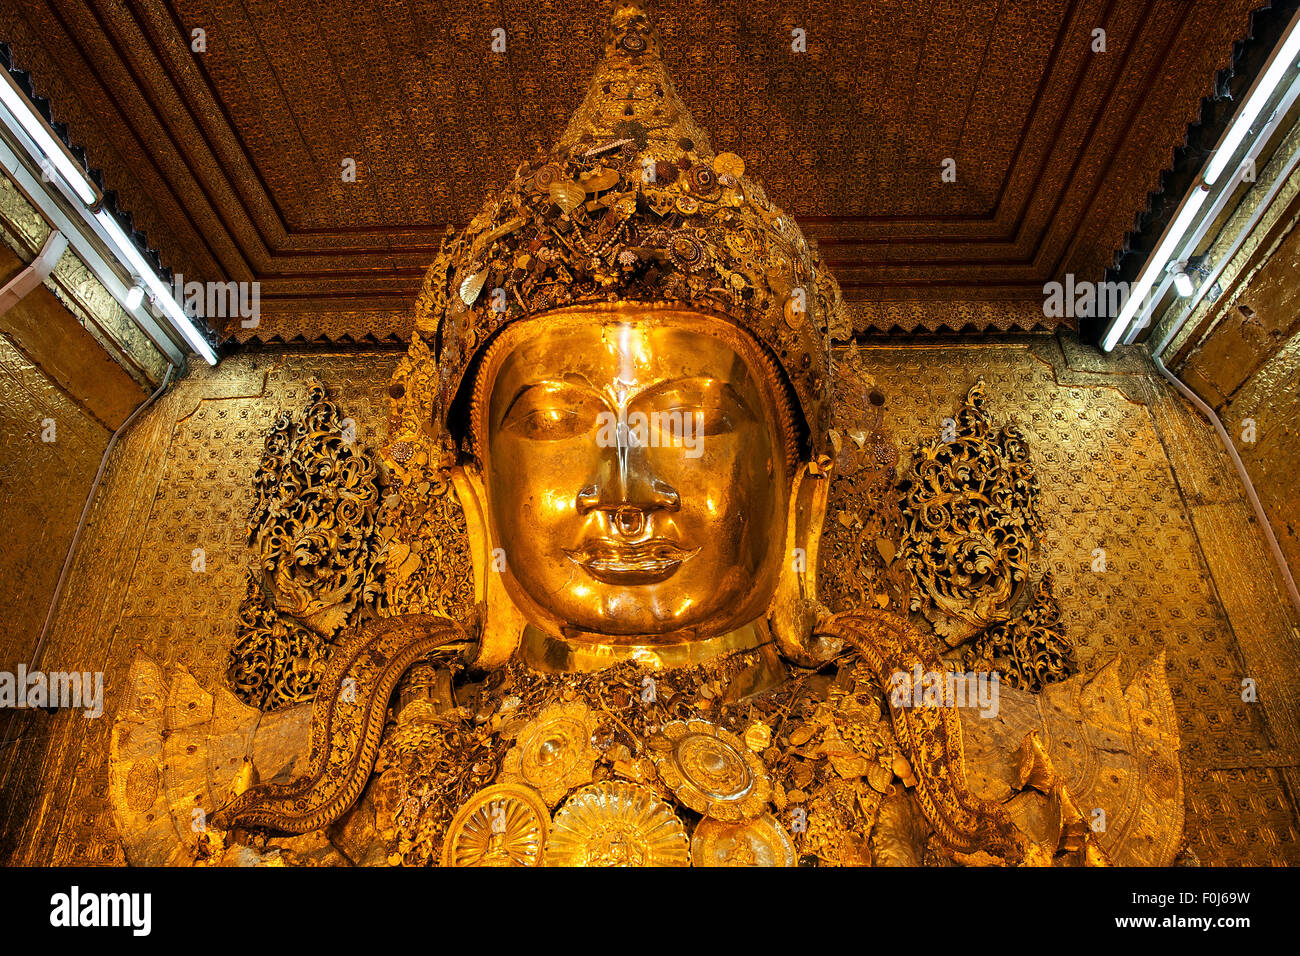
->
[[108, 0, 1185, 868]]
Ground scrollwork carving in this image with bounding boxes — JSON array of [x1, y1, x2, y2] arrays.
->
[[226, 380, 387, 710], [897, 379, 1077, 691], [227, 572, 330, 709], [898, 379, 1041, 646], [967, 574, 1077, 691]]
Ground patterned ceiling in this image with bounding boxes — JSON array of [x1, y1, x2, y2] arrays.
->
[[0, 0, 1265, 343]]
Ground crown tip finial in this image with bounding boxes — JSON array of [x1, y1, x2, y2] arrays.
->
[[604, 0, 659, 46], [613, 0, 652, 17]]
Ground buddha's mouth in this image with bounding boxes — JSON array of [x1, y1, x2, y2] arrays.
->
[[564, 539, 699, 586]]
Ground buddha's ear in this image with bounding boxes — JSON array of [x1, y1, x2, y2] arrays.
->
[[450, 463, 526, 668], [768, 455, 838, 666]]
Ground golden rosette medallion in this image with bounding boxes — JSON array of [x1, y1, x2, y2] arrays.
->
[[441, 783, 550, 867], [499, 701, 601, 807], [545, 782, 690, 867], [691, 812, 796, 867], [648, 719, 772, 821]]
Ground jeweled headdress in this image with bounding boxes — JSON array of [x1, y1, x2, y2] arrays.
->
[[393, 0, 846, 464]]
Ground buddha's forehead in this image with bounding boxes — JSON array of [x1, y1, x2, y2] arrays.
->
[[482, 309, 771, 407]]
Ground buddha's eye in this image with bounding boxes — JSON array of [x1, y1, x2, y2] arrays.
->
[[662, 405, 734, 437], [501, 384, 604, 440], [633, 379, 754, 442], [506, 407, 592, 440]]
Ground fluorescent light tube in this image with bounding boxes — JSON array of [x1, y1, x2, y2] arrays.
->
[[93, 209, 216, 364], [1102, 186, 1210, 350], [1205, 24, 1300, 185], [0, 75, 96, 204]]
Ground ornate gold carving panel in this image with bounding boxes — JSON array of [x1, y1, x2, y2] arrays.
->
[[897, 379, 1077, 691]]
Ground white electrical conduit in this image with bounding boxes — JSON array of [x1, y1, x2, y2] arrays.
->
[[0, 230, 67, 316]]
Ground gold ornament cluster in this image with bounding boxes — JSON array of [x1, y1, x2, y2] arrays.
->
[[820, 343, 911, 617], [215, 606, 1116, 867], [364, 613, 1051, 868], [357, 652, 809, 868], [379, 336, 476, 620], [434, 697, 786, 867]]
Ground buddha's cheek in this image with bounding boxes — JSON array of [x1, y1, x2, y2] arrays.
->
[[662, 436, 782, 579], [486, 448, 579, 592]]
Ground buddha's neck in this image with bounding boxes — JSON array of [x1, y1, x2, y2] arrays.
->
[[518, 617, 787, 691]]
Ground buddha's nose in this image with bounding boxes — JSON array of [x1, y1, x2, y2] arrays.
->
[[576, 470, 681, 524]]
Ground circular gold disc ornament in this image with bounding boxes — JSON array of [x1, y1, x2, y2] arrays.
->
[[442, 783, 550, 867], [649, 719, 772, 821], [691, 813, 795, 867], [499, 701, 600, 806], [545, 782, 690, 867], [713, 152, 746, 179]]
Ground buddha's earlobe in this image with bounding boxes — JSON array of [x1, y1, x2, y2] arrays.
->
[[451, 464, 527, 668], [768, 455, 837, 666]]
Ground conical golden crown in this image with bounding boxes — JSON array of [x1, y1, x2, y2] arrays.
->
[[401, 0, 844, 462], [554, 1, 713, 164]]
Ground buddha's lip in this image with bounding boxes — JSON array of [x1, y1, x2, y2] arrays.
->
[[563, 539, 698, 585]]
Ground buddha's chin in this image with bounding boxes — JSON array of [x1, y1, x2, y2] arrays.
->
[[553, 597, 714, 641], [517, 606, 775, 674], [509, 560, 772, 644]]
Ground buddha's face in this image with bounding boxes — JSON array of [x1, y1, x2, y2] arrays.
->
[[474, 309, 793, 642]]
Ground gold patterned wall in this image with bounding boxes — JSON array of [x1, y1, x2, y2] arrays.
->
[[0, 163, 157, 699], [1219, 331, 1300, 582], [1, 338, 1297, 865], [0, 337, 108, 677]]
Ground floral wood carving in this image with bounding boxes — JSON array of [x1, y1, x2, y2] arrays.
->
[[967, 574, 1077, 691], [898, 379, 1042, 646], [226, 380, 387, 710], [897, 380, 1077, 690]]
